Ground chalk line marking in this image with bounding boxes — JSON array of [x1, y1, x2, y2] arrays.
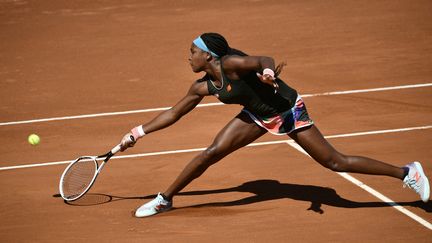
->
[[286, 140, 432, 230], [1, 83, 431, 126], [2, 125, 430, 229], [300, 82, 432, 97], [1, 125, 431, 171]]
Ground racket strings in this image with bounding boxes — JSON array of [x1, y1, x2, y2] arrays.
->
[[62, 159, 97, 199]]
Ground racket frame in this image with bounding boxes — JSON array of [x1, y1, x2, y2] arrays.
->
[[59, 144, 121, 201]]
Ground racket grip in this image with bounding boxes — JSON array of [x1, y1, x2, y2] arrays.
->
[[111, 144, 122, 154], [112, 135, 134, 154]]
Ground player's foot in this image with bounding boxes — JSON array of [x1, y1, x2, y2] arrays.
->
[[403, 161, 430, 202], [135, 193, 172, 217]]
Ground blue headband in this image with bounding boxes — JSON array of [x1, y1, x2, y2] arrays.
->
[[193, 36, 219, 58]]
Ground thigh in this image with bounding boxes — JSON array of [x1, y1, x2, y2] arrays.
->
[[288, 125, 338, 163], [210, 112, 267, 155]]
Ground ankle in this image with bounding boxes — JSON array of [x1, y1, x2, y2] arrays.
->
[[161, 193, 172, 201], [402, 166, 409, 180]]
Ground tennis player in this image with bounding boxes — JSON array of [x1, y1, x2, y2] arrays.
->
[[120, 33, 430, 217]]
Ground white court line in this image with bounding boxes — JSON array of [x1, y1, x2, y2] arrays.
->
[[300, 82, 432, 97], [1, 82, 431, 126], [2, 125, 431, 229], [1, 125, 431, 171], [0, 147, 208, 171], [286, 141, 432, 230]]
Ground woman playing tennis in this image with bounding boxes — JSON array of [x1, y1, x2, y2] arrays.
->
[[119, 33, 429, 217]]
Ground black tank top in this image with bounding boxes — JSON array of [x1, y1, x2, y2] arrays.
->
[[206, 60, 298, 117]]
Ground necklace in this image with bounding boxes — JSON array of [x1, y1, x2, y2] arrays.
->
[[209, 75, 224, 90]]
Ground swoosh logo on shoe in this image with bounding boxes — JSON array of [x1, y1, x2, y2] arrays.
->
[[155, 204, 168, 212], [415, 172, 421, 182]]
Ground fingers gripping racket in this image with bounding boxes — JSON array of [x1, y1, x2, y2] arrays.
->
[[59, 136, 133, 201]]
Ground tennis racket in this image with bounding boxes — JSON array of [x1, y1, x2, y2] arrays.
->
[[59, 136, 133, 201]]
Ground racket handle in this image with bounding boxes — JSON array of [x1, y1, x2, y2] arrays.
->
[[111, 144, 122, 154], [111, 135, 134, 154]]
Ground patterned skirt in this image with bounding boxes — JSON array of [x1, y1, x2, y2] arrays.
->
[[242, 95, 314, 135]]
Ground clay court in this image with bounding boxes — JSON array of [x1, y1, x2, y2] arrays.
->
[[1, 0, 431, 242]]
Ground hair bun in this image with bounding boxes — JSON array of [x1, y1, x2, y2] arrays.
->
[[201, 33, 230, 57]]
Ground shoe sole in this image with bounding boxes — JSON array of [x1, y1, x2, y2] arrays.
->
[[135, 206, 172, 218], [414, 161, 430, 202]]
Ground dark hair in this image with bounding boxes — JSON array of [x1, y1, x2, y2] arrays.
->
[[201, 32, 247, 57], [200, 32, 286, 76]]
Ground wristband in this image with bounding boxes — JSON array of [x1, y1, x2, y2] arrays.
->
[[263, 68, 275, 78], [131, 125, 146, 141]]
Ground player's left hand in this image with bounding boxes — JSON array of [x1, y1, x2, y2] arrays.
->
[[256, 72, 279, 91]]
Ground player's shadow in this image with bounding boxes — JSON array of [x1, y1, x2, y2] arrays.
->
[[175, 179, 432, 214], [56, 179, 431, 214]]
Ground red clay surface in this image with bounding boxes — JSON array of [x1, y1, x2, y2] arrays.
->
[[1, 0, 431, 242]]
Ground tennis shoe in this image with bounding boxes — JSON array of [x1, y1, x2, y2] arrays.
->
[[403, 161, 430, 202], [135, 193, 172, 217]]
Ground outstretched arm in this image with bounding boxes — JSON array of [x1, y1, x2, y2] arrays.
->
[[142, 82, 207, 134], [120, 80, 209, 150]]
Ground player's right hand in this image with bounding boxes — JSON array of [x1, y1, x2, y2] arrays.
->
[[120, 132, 136, 152]]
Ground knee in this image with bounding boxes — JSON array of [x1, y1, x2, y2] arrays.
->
[[317, 152, 348, 172], [201, 143, 228, 164]]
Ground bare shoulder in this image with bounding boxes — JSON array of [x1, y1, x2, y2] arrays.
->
[[189, 78, 210, 97]]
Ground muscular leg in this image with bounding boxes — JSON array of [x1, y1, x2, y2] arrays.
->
[[289, 125, 405, 179], [163, 112, 267, 200]]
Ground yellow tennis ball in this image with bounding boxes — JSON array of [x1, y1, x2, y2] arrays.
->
[[28, 134, 40, 146]]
